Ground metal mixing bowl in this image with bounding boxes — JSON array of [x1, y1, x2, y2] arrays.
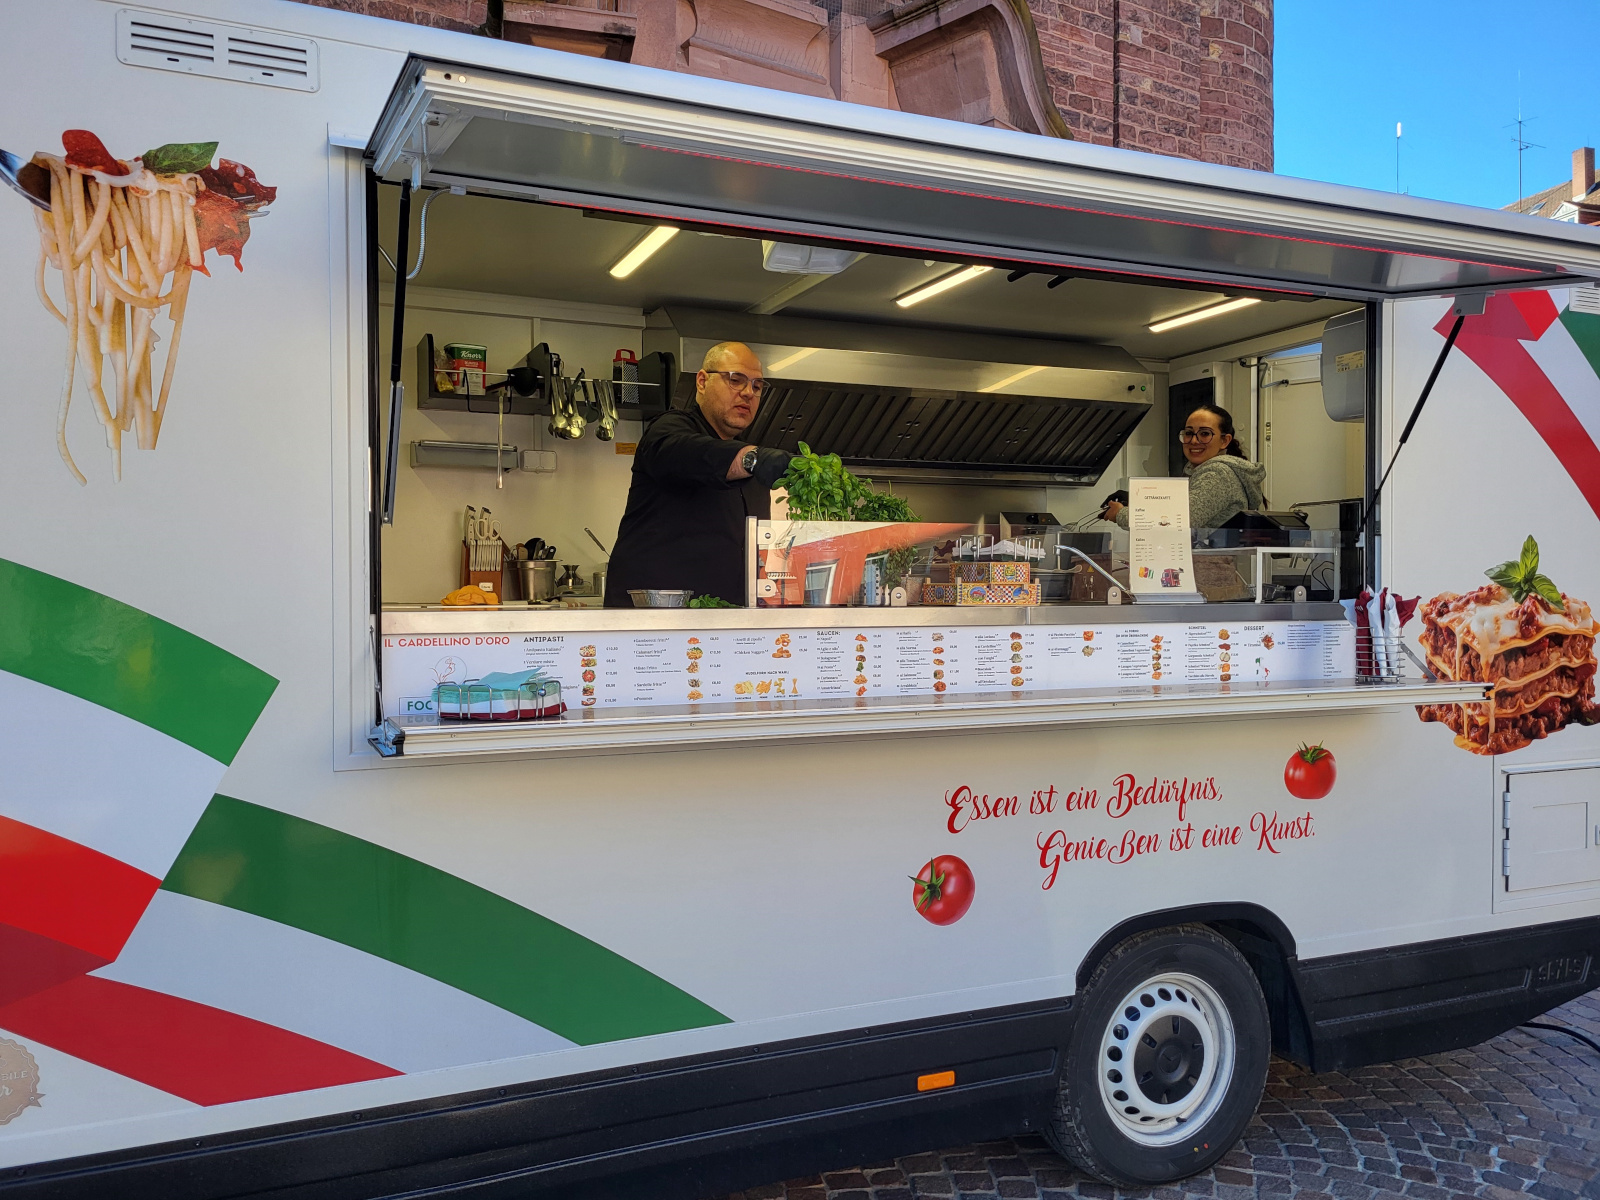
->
[[629, 589, 693, 608]]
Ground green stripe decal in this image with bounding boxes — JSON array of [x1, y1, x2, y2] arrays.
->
[[0, 559, 277, 764], [1560, 307, 1600, 381], [163, 796, 730, 1045]]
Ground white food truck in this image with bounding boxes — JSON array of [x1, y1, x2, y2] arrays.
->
[[3, 1, 1600, 1196]]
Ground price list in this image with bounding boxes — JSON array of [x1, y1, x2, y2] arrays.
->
[[384, 618, 1357, 718]]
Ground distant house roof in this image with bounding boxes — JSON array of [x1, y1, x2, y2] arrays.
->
[[1506, 172, 1600, 220]]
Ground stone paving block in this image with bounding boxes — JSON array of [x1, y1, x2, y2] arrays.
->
[[993, 1181, 1038, 1199]]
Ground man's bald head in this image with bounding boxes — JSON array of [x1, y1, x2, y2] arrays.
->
[[694, 341, 765, 439], [702, 341, 753, 373]]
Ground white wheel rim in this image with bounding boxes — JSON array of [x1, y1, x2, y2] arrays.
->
[[1096, 971, 1237, 1147]]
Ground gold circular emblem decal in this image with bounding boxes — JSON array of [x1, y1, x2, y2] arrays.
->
[[0, 1038, 43, 1125]]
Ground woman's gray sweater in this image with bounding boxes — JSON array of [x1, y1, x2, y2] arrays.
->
[[1115, 456, 1267, 530]]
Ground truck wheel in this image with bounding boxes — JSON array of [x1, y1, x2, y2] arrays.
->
[[1048, 924, 1269, 1186]]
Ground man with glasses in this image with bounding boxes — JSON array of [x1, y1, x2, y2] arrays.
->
[[604, 341, 794, 607]]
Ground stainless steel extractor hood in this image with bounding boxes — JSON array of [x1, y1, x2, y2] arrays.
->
[[642, 308, 1153, 485]]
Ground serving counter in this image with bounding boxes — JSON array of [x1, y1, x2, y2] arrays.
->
[[372, 603, 1486, 757]]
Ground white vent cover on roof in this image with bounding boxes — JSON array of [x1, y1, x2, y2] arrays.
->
[[116, 9, 319, 91]]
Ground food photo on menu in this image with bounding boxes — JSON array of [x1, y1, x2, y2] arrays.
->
[[1416, 537, 1600, 755]]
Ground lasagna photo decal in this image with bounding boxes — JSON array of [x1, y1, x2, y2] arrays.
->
[[1416, 536, 1600, 755]]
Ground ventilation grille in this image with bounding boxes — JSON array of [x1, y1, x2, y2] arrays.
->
[[1573, 284, 1600, 316], [741, 379, 1148, 483], [117, 9, 319, 92]]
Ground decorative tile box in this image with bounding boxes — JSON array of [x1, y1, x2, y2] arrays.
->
[[958, 581, 1040, 606], [928, 579, 1036, 604], [956, 561, 1031, 585]]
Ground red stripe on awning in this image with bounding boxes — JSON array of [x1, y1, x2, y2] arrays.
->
[[0, 814, 160, 961], [0, 975, 400, 1105], [1442, 297, 1600, 522]]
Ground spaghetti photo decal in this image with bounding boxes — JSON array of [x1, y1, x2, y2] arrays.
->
[[1416, 536, 1600, 755], [1, 130, 274, 483]]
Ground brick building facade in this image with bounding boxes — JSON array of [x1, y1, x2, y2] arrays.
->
[[291, 0, 1272, 170]]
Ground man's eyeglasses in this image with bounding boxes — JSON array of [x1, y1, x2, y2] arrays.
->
[[1178, 428, 1222, 444], [706, 370, 768, 397]]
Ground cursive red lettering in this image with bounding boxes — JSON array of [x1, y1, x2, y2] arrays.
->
[[946, 785, 972, 834], [1250, 810, 1314, 854]]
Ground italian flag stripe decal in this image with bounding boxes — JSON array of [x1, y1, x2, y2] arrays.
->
[[0, 559, 277, 765], [162, 796, 731, 1045], [0, 975, 398, 1105], [0, 814, 159, 968]]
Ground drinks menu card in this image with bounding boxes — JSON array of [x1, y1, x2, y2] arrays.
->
[[1126, 478, 1197, 597]]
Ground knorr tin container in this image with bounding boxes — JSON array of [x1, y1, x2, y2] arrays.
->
[[443, 343, 488, 396]]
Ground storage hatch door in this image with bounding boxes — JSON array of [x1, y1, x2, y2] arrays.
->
[[1505, 767, 1600, 893]]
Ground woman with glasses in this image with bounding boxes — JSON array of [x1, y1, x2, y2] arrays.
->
[[604, 341, 793, 607], [1101, 402, 1266, 530]]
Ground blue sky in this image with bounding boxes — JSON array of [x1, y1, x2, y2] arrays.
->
[[1275, 1, 1600, 210]]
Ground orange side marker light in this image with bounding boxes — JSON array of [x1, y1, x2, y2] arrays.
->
[[917, 1070, 956, 1092]]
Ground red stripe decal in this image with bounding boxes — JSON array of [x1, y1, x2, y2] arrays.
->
[[0, 815, 159, 961], [1442, 297, 1600, 521], [0, 921, 108, 1007], [0, 975, 400, 1104]]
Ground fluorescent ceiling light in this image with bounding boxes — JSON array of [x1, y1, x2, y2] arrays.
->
[[609, 225, 679, 279], [979, 365, 1046, 393], [769, 347, 819, 373], [1147, 296, 1261, 333], [895, 264, 992, 308]]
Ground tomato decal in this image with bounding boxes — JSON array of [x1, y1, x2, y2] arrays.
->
[[1284, 743, 1336, 800], [911, 855, 975, 925]]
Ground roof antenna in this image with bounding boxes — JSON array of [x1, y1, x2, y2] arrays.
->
[[1506, 77, 1542, 207]]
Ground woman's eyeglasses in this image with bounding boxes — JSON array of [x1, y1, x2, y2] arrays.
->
[[1179, 428, 1221, 444], [706, 370, 768, 397]]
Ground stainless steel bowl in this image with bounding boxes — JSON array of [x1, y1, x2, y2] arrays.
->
[[629, 589, 693, 608]]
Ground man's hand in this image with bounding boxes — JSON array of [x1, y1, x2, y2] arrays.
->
[[751, 447, 793, 488], [1101, 500, 1124, 523]]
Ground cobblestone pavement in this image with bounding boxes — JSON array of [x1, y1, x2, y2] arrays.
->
[[714, 991, 1600, 1200]]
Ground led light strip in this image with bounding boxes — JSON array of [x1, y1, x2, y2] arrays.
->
[[609, 225, 679, 278], [896, 264, 991, 307], [1148, 296, 1261, 333]]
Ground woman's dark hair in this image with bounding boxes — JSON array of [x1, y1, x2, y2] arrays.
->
[[1186, 403, 1247, 458]]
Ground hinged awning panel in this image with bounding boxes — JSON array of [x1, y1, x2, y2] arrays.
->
[[368, 56, 1600, 302]]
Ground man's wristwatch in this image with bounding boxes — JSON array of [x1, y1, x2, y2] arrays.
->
[[740, 447, 760, 475]]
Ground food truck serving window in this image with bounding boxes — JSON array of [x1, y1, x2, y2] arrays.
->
[[355, 56, 1600, 759]]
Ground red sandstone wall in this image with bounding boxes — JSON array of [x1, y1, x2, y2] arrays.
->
[[1029, 0, 1271, 169], [283, 0, 1272, 170], [293, 0, 489, 35]]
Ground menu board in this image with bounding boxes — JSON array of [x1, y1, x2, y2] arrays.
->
[[1127, 478, 1198, 597], [383, 619, 1356, 718]]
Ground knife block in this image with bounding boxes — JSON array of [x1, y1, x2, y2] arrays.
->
[[461, 540, 508, 594]]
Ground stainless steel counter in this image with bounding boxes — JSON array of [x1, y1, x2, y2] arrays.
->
[[381, 601, 1347, 635]]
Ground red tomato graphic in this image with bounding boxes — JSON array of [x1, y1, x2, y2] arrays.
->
[[1284, 743, 1336, 800], [911, 855, 975, 925]]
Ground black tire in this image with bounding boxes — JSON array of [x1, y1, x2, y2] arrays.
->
[[1047, 924, 1270, 1187]]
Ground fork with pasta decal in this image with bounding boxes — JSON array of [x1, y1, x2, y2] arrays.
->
[[1, 130, 274, 482]]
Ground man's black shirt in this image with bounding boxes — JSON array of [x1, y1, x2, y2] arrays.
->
[[603, 404, 770, 607]]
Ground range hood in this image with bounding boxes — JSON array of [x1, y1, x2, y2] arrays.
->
[[642, 309, 1153, 485]]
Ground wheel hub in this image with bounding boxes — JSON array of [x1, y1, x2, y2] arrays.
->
[[1134, 1013, 1204, 1103], [1096, 972, 1236, 1147]]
